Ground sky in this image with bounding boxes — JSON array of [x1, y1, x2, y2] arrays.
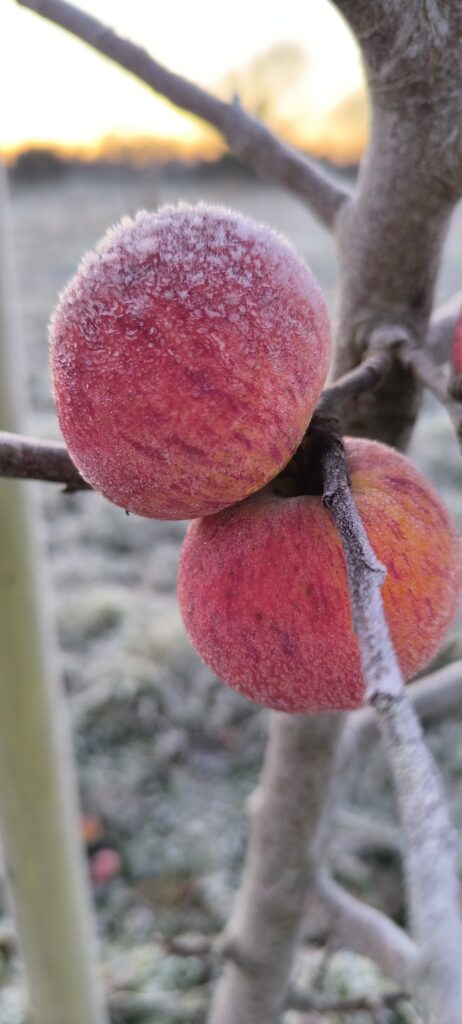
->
[[1, 0, 366, 162]]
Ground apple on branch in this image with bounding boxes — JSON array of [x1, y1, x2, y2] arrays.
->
[[178, 437, 462, 713], [50, 203, 331, 520]]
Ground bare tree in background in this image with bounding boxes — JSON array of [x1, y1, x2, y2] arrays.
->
[[3, 1, 462, 1021], [220, 42, 308, 133]]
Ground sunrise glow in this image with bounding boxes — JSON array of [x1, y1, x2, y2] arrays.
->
[[1, 0, 366, 164]]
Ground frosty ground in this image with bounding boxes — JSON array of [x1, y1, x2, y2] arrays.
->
[[2, 167, 462, 1023]]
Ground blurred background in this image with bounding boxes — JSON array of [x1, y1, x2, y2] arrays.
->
[[2, 1, 367, 169], [1, 2, 462, 1021]]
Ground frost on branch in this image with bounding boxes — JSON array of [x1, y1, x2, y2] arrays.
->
[[320, 431, 462, 1024]]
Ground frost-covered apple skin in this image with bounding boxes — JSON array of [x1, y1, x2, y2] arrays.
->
[[178, 438, 462, 713], [50, 203, 331, 520]]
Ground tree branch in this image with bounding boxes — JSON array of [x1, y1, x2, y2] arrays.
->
[[344, 658, 462, 771], [305, 872, 416, 988], [316, 659, 462, 865], [207, 712, 343, 1024], [15, 0, 349, 229], [160, 921, 410, 1014], [321, 436, 402, 701], [316, 347, 393, 418], [427, 291, 462, 363], [160, 923, 410, 1015], [0, 431, 89, 490], [399, 342, 462, 446], [320, 436, 462, 1023]]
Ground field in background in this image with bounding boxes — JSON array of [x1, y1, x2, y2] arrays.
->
[[2, 167, 462, 1022]]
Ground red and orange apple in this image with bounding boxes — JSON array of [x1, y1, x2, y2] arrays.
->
[[178, 438, 462, 713], [50, 204, 330, 520]]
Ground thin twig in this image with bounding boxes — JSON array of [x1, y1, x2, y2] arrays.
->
[[124, 838, 417, 992], [343, 657, 462, 783], [15, 0, 349, 229], [321, 436, 402, 701], [399, 343, 462, 445], [320, 435, 462, 1024], [401, 345, 453, 404], [316, 659, 462, 864], [427, 290, 462, 363], [305, 872, 416, 988], [316, 348, 393, 417]]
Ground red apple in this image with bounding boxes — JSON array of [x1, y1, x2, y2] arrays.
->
[[50, 204, 331, 520], [178, 438, 462, 713]]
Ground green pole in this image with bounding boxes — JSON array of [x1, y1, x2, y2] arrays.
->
[[0, 164, 107, 1024]]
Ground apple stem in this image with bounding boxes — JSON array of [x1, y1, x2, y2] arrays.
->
[[273, 413, 341, 498]]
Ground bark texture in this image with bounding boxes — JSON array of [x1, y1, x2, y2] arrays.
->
[[0, 431, 88, 489], [320, 434, 462, 1024], [208, 713, 342, 1024], [333, 1, 462, 446]]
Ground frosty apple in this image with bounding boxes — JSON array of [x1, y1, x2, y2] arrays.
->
[[50, 204, 331, 519], [178, 438, 462, 712]]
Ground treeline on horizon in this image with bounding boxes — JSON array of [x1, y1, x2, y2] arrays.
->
[[7, 145, 358, 186]]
